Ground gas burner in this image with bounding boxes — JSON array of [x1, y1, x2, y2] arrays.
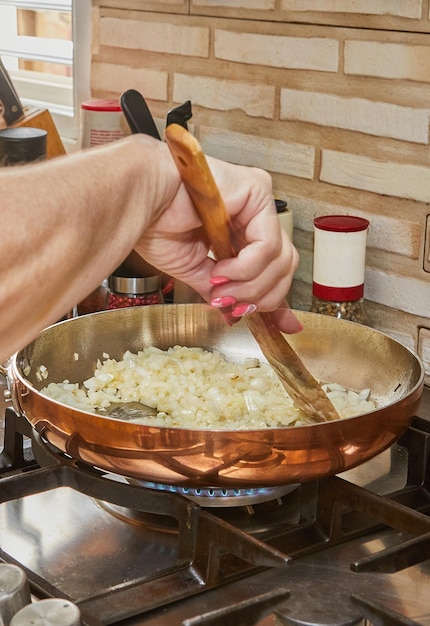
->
[[130, 480, 299, 507], [99, 481, 300, 535]]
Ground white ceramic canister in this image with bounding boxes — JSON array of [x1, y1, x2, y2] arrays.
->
[[275, 199, 293, 242], [310, 214, 370, 324], [80, 99, 128, 149], [275, 199, 294, 306]]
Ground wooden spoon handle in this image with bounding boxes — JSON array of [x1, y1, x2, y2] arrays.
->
[[164, 126, 235, 261], [164, 124, 340, 422]]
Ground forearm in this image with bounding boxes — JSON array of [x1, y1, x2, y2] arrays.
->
[[0, 134, 177, 360]]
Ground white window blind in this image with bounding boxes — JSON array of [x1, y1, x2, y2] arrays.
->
[[0, 0, 91, 144]]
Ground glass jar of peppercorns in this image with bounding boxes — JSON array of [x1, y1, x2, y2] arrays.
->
[[310, 215, 370, 325], [107, 268, 164, 309]]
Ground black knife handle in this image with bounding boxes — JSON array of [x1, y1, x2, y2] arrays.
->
[[0, 57, 24, 126], [166, 100, 192, 130], [120, 89, 161, 140]]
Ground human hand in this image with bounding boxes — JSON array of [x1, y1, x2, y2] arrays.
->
[[134, 146, 302, 334]]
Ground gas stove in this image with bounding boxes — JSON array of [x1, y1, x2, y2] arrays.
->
[[0, 381, 429, 626]]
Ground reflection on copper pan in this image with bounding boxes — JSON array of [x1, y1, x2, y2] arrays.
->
[[10, 305, 423, 487]]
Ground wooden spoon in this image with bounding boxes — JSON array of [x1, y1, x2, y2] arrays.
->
[[164, 123, 340, 423]]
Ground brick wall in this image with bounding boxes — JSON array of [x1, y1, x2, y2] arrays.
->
[[91, 0, 430, 381]]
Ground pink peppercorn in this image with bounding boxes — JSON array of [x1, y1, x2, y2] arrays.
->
[[107, 273, 164, 309]]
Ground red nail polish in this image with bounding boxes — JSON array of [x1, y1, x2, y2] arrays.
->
[[210, 276, 230, 286], [231, 303, 258, 317], [210, 295, 237, 308]]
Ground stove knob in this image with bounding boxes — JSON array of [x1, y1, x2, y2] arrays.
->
[[0, 563, 31, 625], [10, 598, 81, 626]]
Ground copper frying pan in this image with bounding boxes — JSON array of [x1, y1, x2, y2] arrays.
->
[[9, 305, 424, 487]]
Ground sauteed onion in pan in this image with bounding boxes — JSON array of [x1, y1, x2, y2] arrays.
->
[[41, 345, 376, 429]]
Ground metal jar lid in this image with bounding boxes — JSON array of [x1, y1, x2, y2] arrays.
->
[[108, 273, 163, 295], [0, 563, 31, 625], [10, 598, 81, 626], [0, 127, 47, 165]]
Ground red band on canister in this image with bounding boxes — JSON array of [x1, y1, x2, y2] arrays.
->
[[312, 282, 364, 301]]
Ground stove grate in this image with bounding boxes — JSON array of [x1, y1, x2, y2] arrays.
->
[[180, 591, 423, 626], [1, 409, 430, 625]]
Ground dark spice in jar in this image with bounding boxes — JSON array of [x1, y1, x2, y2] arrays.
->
[[310, 297, 368, 324]]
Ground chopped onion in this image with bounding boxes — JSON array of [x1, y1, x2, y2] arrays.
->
[[41, 346, 377, 429]]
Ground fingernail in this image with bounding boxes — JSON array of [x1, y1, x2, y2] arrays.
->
[[209, 276, 231, 286], [210, 295, 237, 308], [231, 303, 258, 317]]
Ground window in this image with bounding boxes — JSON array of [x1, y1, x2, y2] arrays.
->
[[0, 0, 91, 146]]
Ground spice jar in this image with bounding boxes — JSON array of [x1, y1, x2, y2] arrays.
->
[[310, 215, 370, 325], [107, 269, 164, 309], [0, 127, 47, 165], [275, 199, 294, 307], [80, 99, 127, 149]]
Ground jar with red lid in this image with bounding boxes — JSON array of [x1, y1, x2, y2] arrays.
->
[[310, 215, 370, 325], [80, 99, 128, 149], [107, 272, 164, 309]]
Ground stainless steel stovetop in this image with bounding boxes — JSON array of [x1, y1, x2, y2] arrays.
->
[[0, 381, 429, 626]]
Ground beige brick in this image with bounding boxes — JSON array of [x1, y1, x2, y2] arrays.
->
[[215, 30, 339, 72], [173, 74, 275, 118], [193, 0, 275, 7], [99, 16, 209, 56], [345, 41, 430, 83], [99, 0, 188, 7], [280, 89, 430, 144], [287, 195, 421, 259], [91, 7, 100, 55], [425, 216, 430, 270], [320, 150, 430, 203], [92, 62, 168, 101], [365, 268, 430, 318], [418, 328, 430, 380], [199, 127, 315, 179], [281, 0, 422, 18]]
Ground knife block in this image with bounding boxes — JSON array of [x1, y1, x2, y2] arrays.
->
[[11, 106, 66, 159]]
